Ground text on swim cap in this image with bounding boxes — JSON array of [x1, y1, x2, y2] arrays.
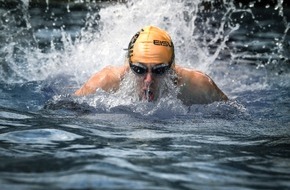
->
[[153, 40, 173, 47]]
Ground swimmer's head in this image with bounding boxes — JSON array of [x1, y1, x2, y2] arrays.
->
[[127, 26, 175, 67]]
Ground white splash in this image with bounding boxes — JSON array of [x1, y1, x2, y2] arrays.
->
[[5, 0, 289, 115]]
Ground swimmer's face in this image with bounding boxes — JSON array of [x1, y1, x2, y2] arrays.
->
[[129, 62, 171, 102]]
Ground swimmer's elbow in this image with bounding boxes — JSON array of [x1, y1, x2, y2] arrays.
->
[[74, 90, 82, 96], [74, 85, 96, 96], [215, 88, 228, 102], [220, 93, 229, 102], [74, 89, 85, 96]]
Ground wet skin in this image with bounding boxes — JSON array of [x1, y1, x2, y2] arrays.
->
[[74, 62, 228, 105]]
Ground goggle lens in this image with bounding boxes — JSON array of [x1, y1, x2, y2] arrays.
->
[[130, 64, 148, 75], [130, 63, 170, 76]]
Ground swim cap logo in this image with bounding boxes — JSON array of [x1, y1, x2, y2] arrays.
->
[[128, 29, 143, 59], [153, 40, 173, 47]]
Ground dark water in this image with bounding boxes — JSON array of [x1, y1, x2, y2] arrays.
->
[[1, 0, 290, 189]]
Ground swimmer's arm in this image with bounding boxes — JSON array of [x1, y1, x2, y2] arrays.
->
[[175, 66, 228, 104], [74, 65, 129, 96]]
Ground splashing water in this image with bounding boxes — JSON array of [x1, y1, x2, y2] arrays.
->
[[1, 0, 289, 114], [1, 1, 290, 189]]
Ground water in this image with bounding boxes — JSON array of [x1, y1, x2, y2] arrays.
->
[[1, 0, 290, 189]]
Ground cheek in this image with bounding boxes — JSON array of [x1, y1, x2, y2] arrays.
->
[[135, 76, 146, 84], [133, 76, 145, 89]]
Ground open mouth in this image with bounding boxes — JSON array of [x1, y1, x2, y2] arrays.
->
[[143, 89, 154, 102]]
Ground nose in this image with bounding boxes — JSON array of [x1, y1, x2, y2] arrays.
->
[[144, 72, 153, 87]]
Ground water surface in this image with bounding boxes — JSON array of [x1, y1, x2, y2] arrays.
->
[[0, 0, 290, 189]]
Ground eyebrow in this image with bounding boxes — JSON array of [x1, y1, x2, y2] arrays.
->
[[136, 62, 169, 68], [133, 62, 147, 68]]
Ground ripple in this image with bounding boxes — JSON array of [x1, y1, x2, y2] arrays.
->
[[0, 129, 83, 144], [0, 111, 32, 120]]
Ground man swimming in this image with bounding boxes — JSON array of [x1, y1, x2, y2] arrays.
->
[[74, 25, 228, 105]]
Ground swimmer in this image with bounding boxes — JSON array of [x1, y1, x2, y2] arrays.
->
[[74, 25, 228, 105]]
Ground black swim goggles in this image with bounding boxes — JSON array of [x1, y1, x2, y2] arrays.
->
[[129, 62, 171, 76]]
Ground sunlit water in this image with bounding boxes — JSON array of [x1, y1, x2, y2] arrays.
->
[[0, 0, 290, 189]]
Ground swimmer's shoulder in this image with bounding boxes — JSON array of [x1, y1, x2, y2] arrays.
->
[[173, 64, 210, 84]]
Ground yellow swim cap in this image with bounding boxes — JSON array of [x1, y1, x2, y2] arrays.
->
[[127, 26, 174, 66]]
